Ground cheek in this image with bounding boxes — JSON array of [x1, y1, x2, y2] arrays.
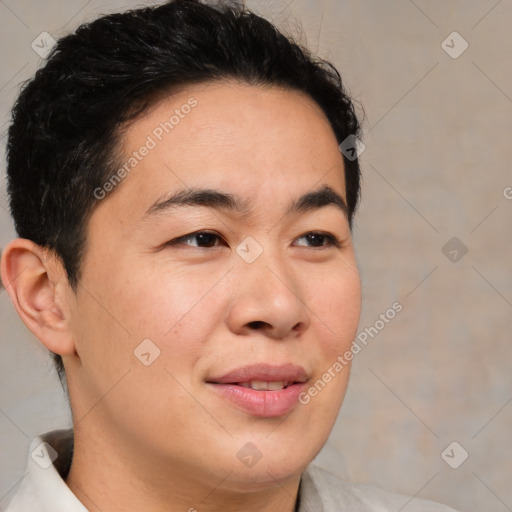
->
[[309, 263, 362, 353], [70, 263, 226, 416], [131, 272, 224, 341], [94, 255, 217, 335], [104, 263, 228, 376]]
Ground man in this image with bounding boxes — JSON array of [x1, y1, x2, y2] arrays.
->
[[1, 1, 458, 510]]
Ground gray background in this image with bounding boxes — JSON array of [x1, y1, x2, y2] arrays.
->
[[1, 1, 511, 511]]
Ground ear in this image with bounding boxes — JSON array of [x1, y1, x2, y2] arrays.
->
[[0, 238, 76, 356]]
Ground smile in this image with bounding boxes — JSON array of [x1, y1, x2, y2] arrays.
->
[[207, 364, 309, 417]]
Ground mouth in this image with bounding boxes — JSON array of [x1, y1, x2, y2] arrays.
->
[[236, 380, 297, 391], [206, 364, 308, 417]]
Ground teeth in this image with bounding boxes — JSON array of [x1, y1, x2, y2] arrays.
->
[[250, 380, 269, 391], [267, 381, 286, 391], [238, 380, 288, 390]]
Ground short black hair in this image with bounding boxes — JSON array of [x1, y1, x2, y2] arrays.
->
[[6, 0, 362, 386]]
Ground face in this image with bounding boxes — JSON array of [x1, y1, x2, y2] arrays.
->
[[64, 81, 361, 490]]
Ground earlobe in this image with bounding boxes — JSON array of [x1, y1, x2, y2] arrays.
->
[[0, 238, 76, 356]]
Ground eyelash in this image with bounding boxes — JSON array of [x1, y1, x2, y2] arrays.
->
[[166, 231, 341, 249]]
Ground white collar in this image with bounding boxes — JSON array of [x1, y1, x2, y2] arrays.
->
[[6, 429, 87, 511]]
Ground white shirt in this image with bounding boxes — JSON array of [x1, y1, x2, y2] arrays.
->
[[5, 429, 459, 511]]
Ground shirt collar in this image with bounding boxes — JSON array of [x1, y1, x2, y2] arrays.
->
[[7, 429, 87, 511]]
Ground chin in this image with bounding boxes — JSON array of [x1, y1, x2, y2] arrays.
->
[[223, 441, 315, 490], [220, 461, 306, 493]]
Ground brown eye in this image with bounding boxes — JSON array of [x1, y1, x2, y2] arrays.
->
[[294, 232, 340, 248], [168, 231, 225, 248]]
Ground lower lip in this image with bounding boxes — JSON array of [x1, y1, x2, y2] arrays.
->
[[207, 382, 307, 417]]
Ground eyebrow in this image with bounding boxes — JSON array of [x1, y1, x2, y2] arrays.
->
[[144, 184, 348, 219]]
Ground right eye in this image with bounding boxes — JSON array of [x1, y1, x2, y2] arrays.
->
[[165, 231, 226, 248]]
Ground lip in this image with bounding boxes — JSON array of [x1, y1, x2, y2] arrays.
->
[[206, 363, 308, 417], [208, 363, 308, 384]]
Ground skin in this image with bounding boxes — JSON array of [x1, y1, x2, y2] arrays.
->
[[1, 80, 361, 512]]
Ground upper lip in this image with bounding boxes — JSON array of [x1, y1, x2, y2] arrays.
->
[[207, 363, 308, 384]]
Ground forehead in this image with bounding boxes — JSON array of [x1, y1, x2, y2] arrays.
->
[[92, 80, 346, 225]]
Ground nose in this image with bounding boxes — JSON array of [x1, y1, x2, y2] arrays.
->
[[226, 256, 311, 340]]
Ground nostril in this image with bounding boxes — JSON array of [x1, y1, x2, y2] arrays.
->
[[292, 321, 305, 332], [247, 321, 271, 330]]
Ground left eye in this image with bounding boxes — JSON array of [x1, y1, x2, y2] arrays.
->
[[294, 232, 340, 248]]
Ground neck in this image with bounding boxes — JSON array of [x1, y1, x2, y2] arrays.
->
[[65, 425, 302, 512]]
